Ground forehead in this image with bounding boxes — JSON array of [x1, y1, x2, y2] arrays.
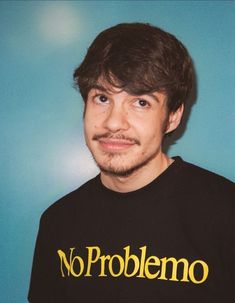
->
[[89, 76, 124, 94]]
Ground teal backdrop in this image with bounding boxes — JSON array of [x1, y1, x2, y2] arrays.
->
[[0, 1, 234, 302]]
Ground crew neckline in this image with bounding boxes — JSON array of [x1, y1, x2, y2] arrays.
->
[[92, 156, 183, 199]]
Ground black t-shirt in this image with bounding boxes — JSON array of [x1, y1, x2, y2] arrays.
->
[[28, 157, 235, 302]]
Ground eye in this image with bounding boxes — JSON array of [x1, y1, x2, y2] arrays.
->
[[94, 94, 109, 104], [135, 99, 150, 108]]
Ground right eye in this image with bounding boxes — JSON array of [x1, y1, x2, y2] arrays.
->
[[94, 94, 109, 104]]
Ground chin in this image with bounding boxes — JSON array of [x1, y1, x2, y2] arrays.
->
[[92, 149, 160, 178], [99, 165, 137, 177], [97, 157, 152, 178]]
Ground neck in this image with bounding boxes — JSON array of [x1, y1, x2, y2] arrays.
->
[[100, 153, 173, 193]]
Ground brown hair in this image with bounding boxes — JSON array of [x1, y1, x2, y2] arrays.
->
[[73, 23, 194, 113]]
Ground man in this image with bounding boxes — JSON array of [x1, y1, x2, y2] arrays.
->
[[28, 23, 234, 302]]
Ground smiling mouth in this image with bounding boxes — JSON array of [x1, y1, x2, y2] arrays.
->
[[98, 138, 136, 151], [92, 134, 140, 152]]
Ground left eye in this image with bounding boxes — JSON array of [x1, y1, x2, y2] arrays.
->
[[94, 94, 109, 104], [135, 99, 150, 107], [98, 95, 108, 102]]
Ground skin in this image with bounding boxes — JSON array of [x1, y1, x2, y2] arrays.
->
[[84, 83, 184, 193]]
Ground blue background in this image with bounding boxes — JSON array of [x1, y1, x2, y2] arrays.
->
[[0, 1, 234, 302]]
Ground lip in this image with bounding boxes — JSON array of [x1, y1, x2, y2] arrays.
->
[[98, 138, 135, 151]]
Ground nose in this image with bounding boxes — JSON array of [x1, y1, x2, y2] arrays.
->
[[103, 104, 129, 133]]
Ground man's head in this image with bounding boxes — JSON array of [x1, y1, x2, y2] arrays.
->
[[73, 23, 194, 178], [73, 22, 193, 114]]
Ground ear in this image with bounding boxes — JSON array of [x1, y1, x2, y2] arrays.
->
[[165, 104, 184, 134]]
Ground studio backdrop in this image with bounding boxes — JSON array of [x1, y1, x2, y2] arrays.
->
[[0, 1, 234, 302]]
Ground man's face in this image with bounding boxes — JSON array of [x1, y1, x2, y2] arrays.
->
[[84, 83, 179, 177]]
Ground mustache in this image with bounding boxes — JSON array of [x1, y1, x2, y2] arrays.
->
[[92, 133, 141, 145]]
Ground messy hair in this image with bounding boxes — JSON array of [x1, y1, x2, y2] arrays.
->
[[73, 23, 194, 113]]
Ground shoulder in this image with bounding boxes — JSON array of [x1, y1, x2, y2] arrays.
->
[[173, 157, 235, 207], [175, 157, 234, 188], [171, 158, 235, 238], [40, 175, 99, 225]]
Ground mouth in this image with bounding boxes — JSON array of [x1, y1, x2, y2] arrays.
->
[[98, 138, 136, 151], [92, 134, 140, 152]]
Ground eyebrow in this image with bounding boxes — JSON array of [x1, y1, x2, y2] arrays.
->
[[90, 84, 107, 92], [146, 93, 160, 103], [90, 84, 119, 95]]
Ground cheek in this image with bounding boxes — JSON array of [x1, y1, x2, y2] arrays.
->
[[141, 125, 165, 149], [85, 106, 106, 127], [84, 116, 101, 140], [84, 110, 95, 128], [84, 116, 93, 140]]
